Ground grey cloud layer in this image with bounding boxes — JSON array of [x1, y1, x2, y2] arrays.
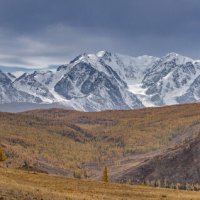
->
[[0, 0, 200, 70]]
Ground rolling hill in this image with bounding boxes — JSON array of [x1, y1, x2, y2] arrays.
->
[[1, 102, 200, 184]]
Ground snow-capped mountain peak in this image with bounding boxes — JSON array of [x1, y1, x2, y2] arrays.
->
[[161, 52, 193, 65], [1, 51, 200, 112], [7, 73, 16, 82]]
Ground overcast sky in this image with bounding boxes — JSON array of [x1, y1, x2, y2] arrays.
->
[[1, 0, 200, 71]]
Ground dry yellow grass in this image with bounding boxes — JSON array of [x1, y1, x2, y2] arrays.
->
[[0, 167, 200, 200]]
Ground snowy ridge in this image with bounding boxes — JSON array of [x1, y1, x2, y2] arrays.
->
[[1, 51, 200, 111]]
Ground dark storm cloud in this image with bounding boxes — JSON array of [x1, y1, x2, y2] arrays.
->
[[0, 0, 200, 70]]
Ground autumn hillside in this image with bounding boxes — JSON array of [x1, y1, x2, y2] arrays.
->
[[1, 103, 200, 179]]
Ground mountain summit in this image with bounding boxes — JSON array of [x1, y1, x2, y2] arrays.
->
[[1, 51, 200, 111]]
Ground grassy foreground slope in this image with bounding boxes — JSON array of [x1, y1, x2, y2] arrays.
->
[[1, 103, 200, 177], [0, 167, 200, 200]]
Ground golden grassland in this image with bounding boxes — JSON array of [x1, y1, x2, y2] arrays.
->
[[0, 167, 200, 200], [1, 103, 200, 173]]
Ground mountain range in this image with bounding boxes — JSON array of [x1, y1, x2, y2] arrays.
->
[[1, 51, 200, 111]]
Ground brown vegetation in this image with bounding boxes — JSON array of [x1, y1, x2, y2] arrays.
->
[[0, 146, 6, 161], [102, 166, 109, 182], [1, 103, 200, 178]]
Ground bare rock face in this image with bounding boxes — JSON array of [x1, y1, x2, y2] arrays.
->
[[0, 70, 42, 104]]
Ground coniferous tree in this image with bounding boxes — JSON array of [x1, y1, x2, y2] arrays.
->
[[0, 146, 6, 161], [145, 180, 151, 186], [83, 170, 88, 179], [156, 179, 161, 187], [102, 166, 109, 182], [176, 183, 181, 190], [163, 178, 168, 188]]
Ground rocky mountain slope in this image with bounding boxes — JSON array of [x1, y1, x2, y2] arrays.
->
[[0, 70, 41, 104], [1, 51, 200, 111]]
